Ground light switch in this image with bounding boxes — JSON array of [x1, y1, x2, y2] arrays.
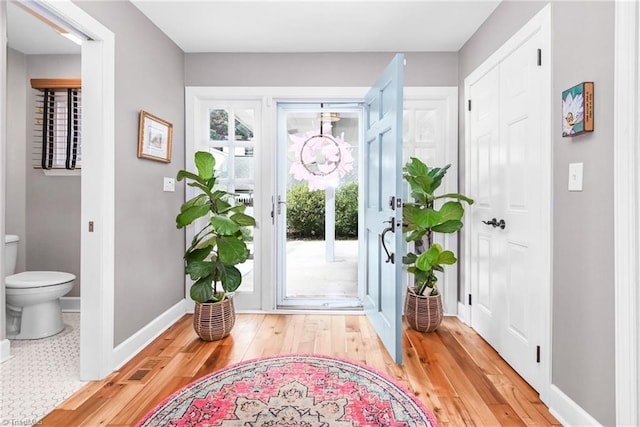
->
[[568, 163, 583, 191], [163, 177, 175, 192]]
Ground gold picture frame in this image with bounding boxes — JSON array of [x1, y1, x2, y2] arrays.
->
[[137, 110, 173, 163]]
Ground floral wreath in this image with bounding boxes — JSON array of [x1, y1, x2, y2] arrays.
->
[[289, 130, 354, 190]]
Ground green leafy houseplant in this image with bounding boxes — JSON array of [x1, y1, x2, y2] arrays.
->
[[176, 151, 256, 303], [402, 157, 474, 296]]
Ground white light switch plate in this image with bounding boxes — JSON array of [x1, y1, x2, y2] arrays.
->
[[163, 177, 175, 192], [568, 163, 583, 191]]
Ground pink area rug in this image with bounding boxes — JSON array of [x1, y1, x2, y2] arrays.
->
[[137, 354, 439, 426]]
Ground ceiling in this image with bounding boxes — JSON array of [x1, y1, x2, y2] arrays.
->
[[130, 1, 502, 53], [7, 0, 502, 55], [6, 1, 81, 55]]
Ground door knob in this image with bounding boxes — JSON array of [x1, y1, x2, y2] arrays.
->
[[482, 218, 506, 229], [482, 218, 498, 227]]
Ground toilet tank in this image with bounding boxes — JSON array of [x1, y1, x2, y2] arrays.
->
[[5, 235, 19, 276]]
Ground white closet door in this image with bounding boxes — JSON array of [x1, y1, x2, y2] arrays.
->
[[467, 15, 549, 393], [468, 66, 502, 350]]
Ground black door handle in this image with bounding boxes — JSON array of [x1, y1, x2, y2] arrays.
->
[[381, 218, 395, 264], [482, 218, 506, 229]]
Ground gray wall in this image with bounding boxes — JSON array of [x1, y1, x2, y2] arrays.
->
[[26, 55, 82, 296], [76, 0, 186, 346], [551, 2, 615, 425], [186, 52, 457, 87], [6, 51, 82, 296], [458, 1, 615, 425]]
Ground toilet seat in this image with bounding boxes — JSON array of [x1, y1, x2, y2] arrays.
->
[[6, 271, 76, 288]]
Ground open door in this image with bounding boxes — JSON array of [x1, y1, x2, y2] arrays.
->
[[363, 54, 404, 364]]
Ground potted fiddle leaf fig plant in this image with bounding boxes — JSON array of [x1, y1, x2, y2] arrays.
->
[[176, 151, 256, 341], [402, 157, 474, 332]]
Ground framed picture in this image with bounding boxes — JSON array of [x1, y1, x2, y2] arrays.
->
[[138, 110, 173, 162], [562, 82, 594, 137]]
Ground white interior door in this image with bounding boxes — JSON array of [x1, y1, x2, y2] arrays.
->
[[467, 19, 549, 392], [363, 54, 404, 364], [468, 66, 501, 350]]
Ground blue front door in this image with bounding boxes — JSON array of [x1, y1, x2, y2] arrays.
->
[[363, 54, 405, 364]]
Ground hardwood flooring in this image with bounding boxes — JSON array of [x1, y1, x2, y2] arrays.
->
[[41, 314, 560, 426]]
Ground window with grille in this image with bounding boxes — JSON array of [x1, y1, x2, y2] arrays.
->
[[31, 78, 82, 170]]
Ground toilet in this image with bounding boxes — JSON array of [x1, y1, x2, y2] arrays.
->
[[5, 235, 75, 340]]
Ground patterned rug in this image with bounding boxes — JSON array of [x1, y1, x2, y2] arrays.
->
[[137, 354, 439, 427]]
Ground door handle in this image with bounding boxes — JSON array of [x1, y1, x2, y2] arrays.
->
[[381, 218, 395, 264], [276, 195, 287, 215], [482, 218, 506, 229]]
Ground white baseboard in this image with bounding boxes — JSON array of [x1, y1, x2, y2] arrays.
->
[[548, 384, 602, 426], [61, 296, 81, 312], [0, 339, 12, 363], [112, 299, 187, 370]]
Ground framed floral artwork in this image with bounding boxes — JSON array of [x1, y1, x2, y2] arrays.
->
[[562, 82, 594, 137], [138, 110, 173, 162]]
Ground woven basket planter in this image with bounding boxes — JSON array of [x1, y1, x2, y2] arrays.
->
[[193, 297, 236, 341], [404, 287, 443, 332]]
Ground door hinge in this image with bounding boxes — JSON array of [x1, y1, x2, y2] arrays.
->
[[537, 49, 542, 66], [536, 345, 541, 363], [468, 294, 472, 305], [468, 99, 472, 111]]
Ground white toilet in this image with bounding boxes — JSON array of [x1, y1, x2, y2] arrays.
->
[[5, 235, 75, 340]]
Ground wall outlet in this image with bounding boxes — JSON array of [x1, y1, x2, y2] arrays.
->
[[163, 177, 175, 192], [568, 163, 583, 192]]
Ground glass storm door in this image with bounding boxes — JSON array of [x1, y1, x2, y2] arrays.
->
[[363, 54, 405, 364], [275, 103, 362, 309]]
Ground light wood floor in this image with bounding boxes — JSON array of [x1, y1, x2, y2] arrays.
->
[[41, 314, 560, 426]]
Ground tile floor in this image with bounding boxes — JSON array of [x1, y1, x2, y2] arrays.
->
[[0, 312, 86, 424]]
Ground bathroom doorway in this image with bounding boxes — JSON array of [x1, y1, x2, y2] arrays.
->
[[2, 0, 116, 384], [275, 103, 363, 309]]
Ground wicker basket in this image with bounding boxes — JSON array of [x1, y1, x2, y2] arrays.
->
[[404, 287, 443, 332], [193, 297, 236, 341]]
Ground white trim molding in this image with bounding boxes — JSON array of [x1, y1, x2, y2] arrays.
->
[[0, 0, 7, 362], [0, 339, 11, 364], [614, 1, 640, 425], [112, 299, 187, 370], [548, 385, 602, 427], [32, 0, 116, 381]]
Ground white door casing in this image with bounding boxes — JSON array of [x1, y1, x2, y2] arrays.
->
[[614, 1, 640, 424], [465, 5, 551, 397], [0, 0, 8, 363]]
